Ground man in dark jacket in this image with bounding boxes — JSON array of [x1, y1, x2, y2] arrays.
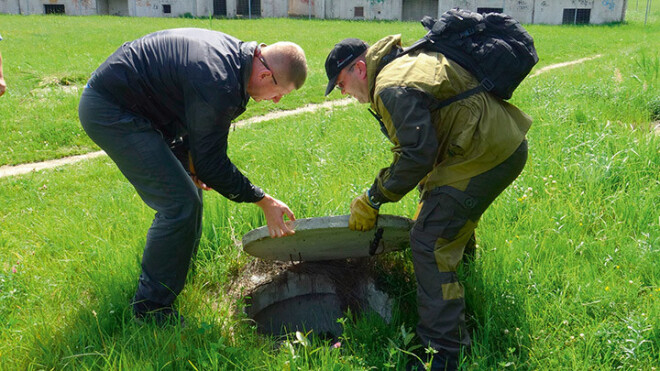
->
[[79, 28, 307, 324], [324, 37, 530, 369]]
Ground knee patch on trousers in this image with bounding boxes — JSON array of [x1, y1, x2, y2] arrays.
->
[[413, 186, 479, 239], [442, 281, 464, 300], [433, 219, 478, 272]]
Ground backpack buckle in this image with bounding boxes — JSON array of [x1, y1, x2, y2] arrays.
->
[[480, 78, 495, 91]]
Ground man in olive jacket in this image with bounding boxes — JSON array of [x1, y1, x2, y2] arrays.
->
[[79, 28, 307, 324], [324, 36, 531, 369]]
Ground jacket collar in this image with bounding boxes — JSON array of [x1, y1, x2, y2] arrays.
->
[[365, 35, 402, 104], [240, 41, 258, 103]]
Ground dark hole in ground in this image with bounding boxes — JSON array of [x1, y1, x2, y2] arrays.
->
[[242, 259, 392, 339]]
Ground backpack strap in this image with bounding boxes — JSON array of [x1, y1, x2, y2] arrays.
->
[[376, 37, 432, 76], [376, 46, 403, 75], [427, 85, 485, 111]]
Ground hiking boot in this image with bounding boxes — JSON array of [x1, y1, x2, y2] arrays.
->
[[406, 353, 458, 371], [132, 299, 185, 327]]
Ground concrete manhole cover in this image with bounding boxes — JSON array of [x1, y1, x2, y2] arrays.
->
[[242, 214, 413, 261]]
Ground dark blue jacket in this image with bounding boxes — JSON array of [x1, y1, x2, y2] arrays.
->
[[88, 28, 264, 203]]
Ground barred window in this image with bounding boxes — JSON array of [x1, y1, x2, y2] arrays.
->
[[563, 8, 591, 24], [44, 4, 65, 14], [477, 7, 503, 14]]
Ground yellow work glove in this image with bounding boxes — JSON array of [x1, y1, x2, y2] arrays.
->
[[349, 192, 379, 231]]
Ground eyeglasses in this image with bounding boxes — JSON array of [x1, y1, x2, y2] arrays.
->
[[257, 47, 278, 85], [335, 63, 356, 91]]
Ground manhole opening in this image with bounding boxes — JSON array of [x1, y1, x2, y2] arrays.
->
[[242, 259, 392, 339]]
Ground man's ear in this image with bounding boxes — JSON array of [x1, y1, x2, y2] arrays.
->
[[355, 60, 368, 80], [258, 69, 274, 83]]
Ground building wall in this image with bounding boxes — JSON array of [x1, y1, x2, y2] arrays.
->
[[0, 0, 20, 13], [129, 0, 211, 17], [536, 0, 626, 24], [261, 0, 286, 17], [285, 0, 312, 17], [322, 0, 402, 20], [0, 0, 212, 16], [0, 0, 627, 23], [1, 0, 99, 15], [437, 0, 535, 22], [437, 0, 626, 24], [402, 0, 438, 20]]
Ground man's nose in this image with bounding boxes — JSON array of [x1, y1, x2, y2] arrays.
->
[[272, 95, 282, 103]]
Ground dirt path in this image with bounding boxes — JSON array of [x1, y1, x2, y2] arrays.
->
[[0, 54, 606, 179], [0, 99, 354, 179], [528, 55, 602, 78], [0, 151, 108, 178]]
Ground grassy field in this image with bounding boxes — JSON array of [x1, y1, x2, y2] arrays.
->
[[0, 4, 659, 370]]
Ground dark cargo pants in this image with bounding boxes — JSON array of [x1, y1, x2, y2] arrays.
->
[[411, 140, 528, 360], [78, 86, 203, 309]]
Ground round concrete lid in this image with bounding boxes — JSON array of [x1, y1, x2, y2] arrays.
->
[[242, 214, 413, 261]]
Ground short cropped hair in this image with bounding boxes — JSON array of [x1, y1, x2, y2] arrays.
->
[[264, 42, 307, 89]]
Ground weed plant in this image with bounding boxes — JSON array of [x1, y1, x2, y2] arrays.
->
[[0, 4, 659, 370]]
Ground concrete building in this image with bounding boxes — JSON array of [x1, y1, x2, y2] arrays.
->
[[437, 0, 628, 24], [0, 0, 628, 24]]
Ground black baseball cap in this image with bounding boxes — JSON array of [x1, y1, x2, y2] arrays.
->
[[324, 38, 369, 96]]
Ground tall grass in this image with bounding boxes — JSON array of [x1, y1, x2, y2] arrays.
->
[[0, 4, 659, 370]]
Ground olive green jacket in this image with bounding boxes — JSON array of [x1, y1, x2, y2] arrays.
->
[[366, 35, 532, 204]]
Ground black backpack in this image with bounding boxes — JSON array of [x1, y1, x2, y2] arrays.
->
[[379, 8, 539, 109]]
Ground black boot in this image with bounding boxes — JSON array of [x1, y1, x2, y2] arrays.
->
[[406, 352, 458, 371], [132, 296, 185, 327]]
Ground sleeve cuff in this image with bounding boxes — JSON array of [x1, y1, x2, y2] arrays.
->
[[368, 182, 394, 205], [248, 185, 266, 203]]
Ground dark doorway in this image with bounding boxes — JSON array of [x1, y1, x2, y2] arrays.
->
[[213, 0, 227, 16], [237, 0, 261, 18]]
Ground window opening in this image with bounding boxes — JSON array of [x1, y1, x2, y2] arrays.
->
[[563, 8, 591, 24], [477, 7, 503, 14], [44, 4, 65, 14]]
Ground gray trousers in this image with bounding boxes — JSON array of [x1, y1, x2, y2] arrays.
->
[[79, 87, 203, 308], [411, 140, 528, 359]]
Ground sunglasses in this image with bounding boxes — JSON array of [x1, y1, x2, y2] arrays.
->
[[258, 46, 278, 85], [335, 63, 356, 91]]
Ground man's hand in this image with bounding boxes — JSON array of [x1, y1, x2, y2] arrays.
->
[[349, 192, 379, 231], [188, 153, 211, 191], [255, 194, 296, 238], [191, 175, 211, 191]]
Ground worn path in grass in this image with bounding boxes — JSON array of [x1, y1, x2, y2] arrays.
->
[[0, 55, 605, 178], [0, 99, 354, 178]]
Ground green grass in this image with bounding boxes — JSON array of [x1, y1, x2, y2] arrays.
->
[[0, 4, 659, 370], [1, 6, 659, 165]]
